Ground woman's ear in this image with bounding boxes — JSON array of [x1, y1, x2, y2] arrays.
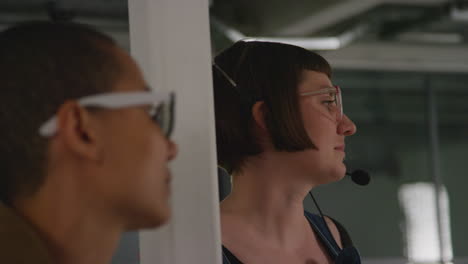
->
[[251, 101, 268, 131], [55, 101, 101, 161]]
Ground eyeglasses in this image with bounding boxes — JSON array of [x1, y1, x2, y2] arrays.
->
[[299, 85, 343, 122], [38, 91, 175, 138], [213, 62, 344, 122]]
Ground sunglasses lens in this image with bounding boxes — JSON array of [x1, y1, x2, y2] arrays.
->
[[165, 93, 174, 137], [151, 104, 163, 128], [150, 93, 175, 137]]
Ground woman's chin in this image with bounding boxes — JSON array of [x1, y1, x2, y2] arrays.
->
[[326, 165, 347, 183], [336, 163, 348, 180]]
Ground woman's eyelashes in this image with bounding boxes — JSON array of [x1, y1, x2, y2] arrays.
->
[[322, 99, 336, 105], [321, 95, 337, 107]]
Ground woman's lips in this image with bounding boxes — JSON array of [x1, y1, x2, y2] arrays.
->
[[334, 145, 345, 152]]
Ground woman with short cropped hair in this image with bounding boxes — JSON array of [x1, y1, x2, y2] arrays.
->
[[213, 40, 360, 264]]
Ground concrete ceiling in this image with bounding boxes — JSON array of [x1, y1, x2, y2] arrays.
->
[[210, 0, 468, 72], [1, 0, 467, 72]]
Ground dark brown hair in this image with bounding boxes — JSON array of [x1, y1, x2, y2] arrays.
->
[[213, 41, 332, 174], [0, 21, 122, 205]]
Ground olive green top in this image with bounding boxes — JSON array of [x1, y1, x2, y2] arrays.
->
[[0, 203, 52, 264]]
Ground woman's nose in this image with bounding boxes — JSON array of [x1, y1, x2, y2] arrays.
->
[[337, 114, 357, 136]]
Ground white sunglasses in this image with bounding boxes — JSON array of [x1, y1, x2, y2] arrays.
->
[[39, 91, 175, 138]]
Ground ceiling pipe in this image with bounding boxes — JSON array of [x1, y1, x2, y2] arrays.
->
[[211, 16, 370, 50]]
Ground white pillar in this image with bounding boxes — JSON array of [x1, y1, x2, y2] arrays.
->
[[128, 1, 221, 263]]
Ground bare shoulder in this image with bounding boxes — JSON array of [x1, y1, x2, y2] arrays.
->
[[323, 215, 343, 248]]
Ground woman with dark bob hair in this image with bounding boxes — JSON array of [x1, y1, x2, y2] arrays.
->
[[213, 40, 360, 264]]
